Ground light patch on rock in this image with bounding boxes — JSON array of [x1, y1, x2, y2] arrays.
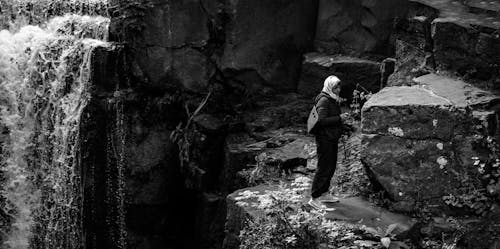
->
[[437, 156, 448, 169], [436, 143, 444, 150], [398, 192, 404, 196], [433, 119, 438, 127], [388, 127, 404, 137]]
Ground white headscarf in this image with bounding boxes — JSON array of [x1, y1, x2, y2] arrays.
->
[[322, 75, 342, 101]]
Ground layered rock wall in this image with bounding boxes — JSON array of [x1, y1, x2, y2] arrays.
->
[[390, 0, 500, 86]]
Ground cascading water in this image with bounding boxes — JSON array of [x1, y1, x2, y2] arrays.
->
[[0, 8, 109, 249]]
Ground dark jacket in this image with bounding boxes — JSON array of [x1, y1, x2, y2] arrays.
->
[[315, 92, 342, 140]]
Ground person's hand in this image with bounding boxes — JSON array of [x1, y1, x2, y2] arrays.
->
[[342, 123, 356, 135]]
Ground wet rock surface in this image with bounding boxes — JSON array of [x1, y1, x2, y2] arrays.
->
[[224, 183, 416, 249]]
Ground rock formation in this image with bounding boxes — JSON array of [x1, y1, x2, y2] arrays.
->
[[360, 79, 499, 212], [314, 0, 407, 56], [1, 0, 500, 248]]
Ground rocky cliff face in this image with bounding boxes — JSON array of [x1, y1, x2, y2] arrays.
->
[[80, 0, 321, 248], [360, 0, 500, 216], [44, 0, 498, 248], [107, 0, 318, 93]]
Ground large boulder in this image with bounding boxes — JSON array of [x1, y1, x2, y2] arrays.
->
[[314, 0, 407, 56], [360, 83, 497, 213], [361, 86, 472, 141]]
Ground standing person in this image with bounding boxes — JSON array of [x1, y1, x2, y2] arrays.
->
[[308, 75, 343, 210]]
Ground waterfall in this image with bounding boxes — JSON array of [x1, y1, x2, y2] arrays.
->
[[104, 95, 127, 249], [0, 13, 109, 249]]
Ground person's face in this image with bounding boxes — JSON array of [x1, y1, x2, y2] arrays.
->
[[332, 83, 341, 95]]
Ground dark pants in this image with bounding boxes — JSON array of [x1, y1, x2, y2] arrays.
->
[[311, 136, 338, 198]]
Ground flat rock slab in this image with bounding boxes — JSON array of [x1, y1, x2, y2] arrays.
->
[[298, 52, 381, 98], [411, 0, 500, 30], [464, 0, 500, 15], [413, 74, 500, 108], [323, 197, 416, 235], [224, 183, 416, 248]]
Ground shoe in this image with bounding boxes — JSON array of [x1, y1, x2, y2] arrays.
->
[[317, 194, 340, 203], [308, 198, 335, 211]]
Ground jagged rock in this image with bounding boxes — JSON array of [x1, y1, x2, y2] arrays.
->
[[432, 17, 500, 79], [390, 0, 500, 85], [244, 93, 312, 131], [221, 128, 316, 192], [314, 0, 407, 56], [221, 0, 319, 90], [388, 2, 437, 85], [298, 53, 382, 99]]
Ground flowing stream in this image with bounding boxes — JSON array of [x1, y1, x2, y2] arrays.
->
[[0, 5, 109, 248]]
